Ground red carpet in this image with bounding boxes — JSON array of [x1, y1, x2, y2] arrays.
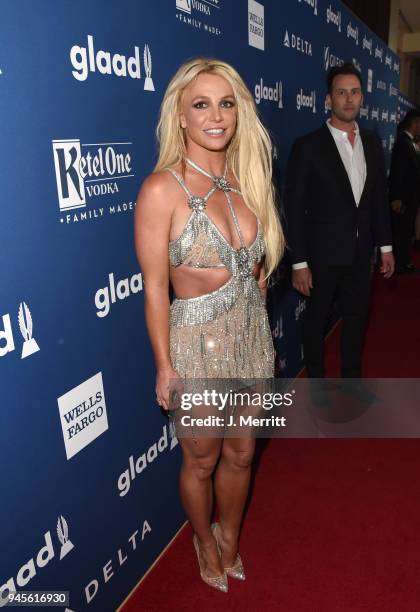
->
[[121, 252, 420, 612]]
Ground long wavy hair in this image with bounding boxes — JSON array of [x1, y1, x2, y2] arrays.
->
[[154, 57, 284, 277]]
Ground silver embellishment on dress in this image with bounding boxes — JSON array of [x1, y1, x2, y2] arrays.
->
[[214, 176, 231, 192], [166, 162, 265, 277], [188, 195, 206, 211], [170, 276, 264, 327], [236, 246, 252, 280]]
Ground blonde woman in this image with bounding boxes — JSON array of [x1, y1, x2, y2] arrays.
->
[[135, 58, 284, 592]]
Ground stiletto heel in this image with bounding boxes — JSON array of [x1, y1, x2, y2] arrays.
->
[[211, 522, 246, 581], [192, 534, 228, 592]]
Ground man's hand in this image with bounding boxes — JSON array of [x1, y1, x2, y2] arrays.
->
[[292, 267, 313, 296], [391, 200, 403, 214], [380, 252, 395, 278]]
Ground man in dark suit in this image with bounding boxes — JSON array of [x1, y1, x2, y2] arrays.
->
[[285, 63, 394, 388], [389, 109, 420, 273]]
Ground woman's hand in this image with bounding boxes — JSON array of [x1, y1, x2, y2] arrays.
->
[[156, 367, 183, 411]]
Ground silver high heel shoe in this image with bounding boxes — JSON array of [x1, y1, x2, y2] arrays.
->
[[211, 522, 246, 581], [192, 533, 228, 592]]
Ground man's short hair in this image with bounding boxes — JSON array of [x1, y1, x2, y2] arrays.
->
[[400, 109, 420, 131], [326, 62, 363, 94]]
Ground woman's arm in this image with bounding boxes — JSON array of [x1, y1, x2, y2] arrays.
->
[[257, 262, 267, 301], [134, 172, 178, 410]]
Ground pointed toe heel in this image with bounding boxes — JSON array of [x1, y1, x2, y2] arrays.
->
[[211, 522, 246, 581], [193, 534, 228, 593]]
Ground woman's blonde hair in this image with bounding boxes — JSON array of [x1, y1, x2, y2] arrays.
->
[[154, 57, 284, 277]]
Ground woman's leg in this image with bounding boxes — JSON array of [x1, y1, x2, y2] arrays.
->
[[214, 436, 255, 566], [179, 436, 224, 577]]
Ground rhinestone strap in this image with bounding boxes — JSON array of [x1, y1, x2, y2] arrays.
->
[[186, 158, 241, 196], [166, 168, 218, 211], [186, 158, 246, 247], [185, 158, 253, 279]]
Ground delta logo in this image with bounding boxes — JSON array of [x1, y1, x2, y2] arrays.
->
[[283, 30, 312, 56]]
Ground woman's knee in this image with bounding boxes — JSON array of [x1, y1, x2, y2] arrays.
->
[[221, 443, 254, 470], [182, 445, 220, 480]]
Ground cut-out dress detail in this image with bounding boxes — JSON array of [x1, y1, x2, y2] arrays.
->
[[166, 161, 274, 382]]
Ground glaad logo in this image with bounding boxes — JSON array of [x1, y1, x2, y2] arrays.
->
[[371, 107, 379, 121], [367, 68, 373, 93], [118, 425, 178, 497], [176, 0, 222, 36], [362, 35, 372, 55], [377, 80, 386, 91], [381, 109, 389, 122], [95, 272, 143, 318], [298, 0, 318, 16], [385, 54, 392, 68], [324, 98, 331, 114], [375, 46, 383, 62], [248, 0, 264, 51], [359, 105, 369, 119], [389, 83, 398, 96], [390, 111, 397, 123], [58, 372, 108, 460], [347, 22, 359, 45], [70, 35, 154, 90], [0, 516, 74, 606], [52, 139, 135, 224], [284, 30, 312, 55], [352, 58, 361, 73], [324, 46, 344, 71], [0, 302, 40, 360], [393, 60, 400, 73], [143, 45, 154, 91], [254, 78, 283, 108], [84, 519, 151, 604], [326, 5, 341, 32], [272, 316, 283, 339], [296, 88, 316, 113]]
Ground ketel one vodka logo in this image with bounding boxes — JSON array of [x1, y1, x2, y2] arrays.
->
[[176, 0, 191, 13], [52, 139, 134, 214], [0, 516, 74, 606], [0, 302, 40, 360], [70, 35, 155, 90]]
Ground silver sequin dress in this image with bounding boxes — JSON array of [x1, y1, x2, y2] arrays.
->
[[168, 164, 274, 380]]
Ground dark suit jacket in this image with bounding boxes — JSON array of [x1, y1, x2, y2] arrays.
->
[[388, 131, 420, 205], [284, 124, 392, 267]]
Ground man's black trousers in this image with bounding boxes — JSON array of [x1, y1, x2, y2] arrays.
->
[[302, 249, 372, 378], [392, 199, 418, 267]]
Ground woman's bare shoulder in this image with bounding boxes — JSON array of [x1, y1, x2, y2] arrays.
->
[[138, 169, 176, 196], [136, 169, 181, 213]]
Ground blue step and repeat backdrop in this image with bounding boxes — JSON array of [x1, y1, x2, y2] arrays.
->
[[1, 1, 401, 610]]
